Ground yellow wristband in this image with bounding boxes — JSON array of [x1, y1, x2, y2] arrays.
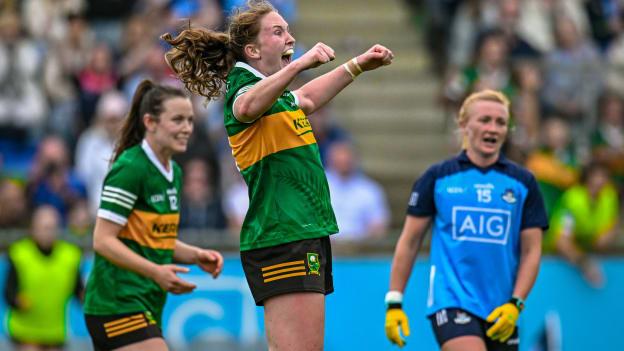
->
[[343, 63, 357, 79], [351, 57, 363, 74]]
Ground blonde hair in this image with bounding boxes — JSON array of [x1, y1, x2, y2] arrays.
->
[[456, 89, 510, 149]]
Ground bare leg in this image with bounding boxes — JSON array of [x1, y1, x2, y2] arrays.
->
[[264, 292, 325, 351], [113, 337, 169, 351], [442, 336, 487, 351]]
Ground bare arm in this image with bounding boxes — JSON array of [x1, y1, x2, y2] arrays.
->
[[93, 218, 196, 294], [389, 215, 432, 293], [512, 227, 542, 299], [295, 44, 394, 115], [234, 43, 336, 122]]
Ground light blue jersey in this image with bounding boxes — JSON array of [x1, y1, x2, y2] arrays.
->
[[407, 151, 547, 319]]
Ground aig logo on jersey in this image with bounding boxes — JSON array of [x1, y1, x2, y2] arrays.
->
[[451, 206, 511, 245]]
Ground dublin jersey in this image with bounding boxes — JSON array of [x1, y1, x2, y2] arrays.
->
[[223, 62, 338, 251], [407, 151, 548, 319], [84, 140, 182, 325]]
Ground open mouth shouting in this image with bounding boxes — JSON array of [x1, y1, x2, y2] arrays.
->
[[483, 135, 498, 145], [281, 48, 294, 65]]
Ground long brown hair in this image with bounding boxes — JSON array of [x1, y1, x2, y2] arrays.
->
[[161, 0, 275, 100], [112, 80, 186, 162]]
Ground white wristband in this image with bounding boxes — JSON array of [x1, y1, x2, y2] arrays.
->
[[385, 291, 403, 306]]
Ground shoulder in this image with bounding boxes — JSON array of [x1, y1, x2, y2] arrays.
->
[[498, 158, 538, 189], [56, 240, 82, 256], [226, 65, 262, 97], [9, 238, 31, 251], [109, 145, 146, 175], [421, 155, 464, 182], [8, 238, 34, 257]]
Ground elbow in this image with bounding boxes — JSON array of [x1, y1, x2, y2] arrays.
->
[[92, 236, 106, 255], [235, 102, 259, 123]]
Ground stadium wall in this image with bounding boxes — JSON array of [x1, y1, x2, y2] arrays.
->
[[0, 256, 621, 351]]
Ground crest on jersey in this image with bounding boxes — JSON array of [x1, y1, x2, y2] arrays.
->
[[502, 189, 517, 204]]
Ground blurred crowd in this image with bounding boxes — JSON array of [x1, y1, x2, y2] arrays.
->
[[0, 0, 390, 243], [419, 0, 624, 285]]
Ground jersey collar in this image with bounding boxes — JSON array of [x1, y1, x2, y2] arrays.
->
[[234, 61, 266, 79], [457, 149, 510, 170], [141, 139, 174, 182]]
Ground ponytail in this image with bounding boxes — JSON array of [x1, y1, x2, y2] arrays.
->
[[162, 29, 233, 100], [112, 80, 186, 162], [162, 0, 275, 100]]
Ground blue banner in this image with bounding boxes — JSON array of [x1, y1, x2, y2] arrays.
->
[[0, 256, 622, 350]]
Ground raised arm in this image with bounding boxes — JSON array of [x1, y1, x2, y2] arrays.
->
[[295, 44, 394, 115], [234, 42, 336, 122]]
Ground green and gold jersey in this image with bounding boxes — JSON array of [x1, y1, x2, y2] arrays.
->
[[84, 140, 182, 325], [224, 62, 338, 251]]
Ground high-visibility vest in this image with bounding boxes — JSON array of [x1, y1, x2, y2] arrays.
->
[[7, 238, 81, 344]]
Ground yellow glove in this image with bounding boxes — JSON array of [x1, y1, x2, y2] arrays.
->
[[486, 302, 520, 342], [385, 308, 410, 347]]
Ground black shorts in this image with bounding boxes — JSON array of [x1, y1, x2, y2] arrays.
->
[[241, 236, 334, 306], [428, 308, 519, 351], [85, 311, 162, 351]]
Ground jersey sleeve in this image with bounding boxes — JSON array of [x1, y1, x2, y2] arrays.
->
[[521, 174, 549, 231], [96, 161, 140, 225], [406, 165, 437, 217], [230, 73, 261, 121]]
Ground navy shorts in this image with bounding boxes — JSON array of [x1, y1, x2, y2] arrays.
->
[[428, 308, 519, 351]]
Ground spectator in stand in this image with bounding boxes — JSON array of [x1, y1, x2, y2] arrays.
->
[[494, 0, 541, 61], [444, 29, 514, 111], [0, 11, 47, 144], [525, 117, 580, 216], [0, 179, 28, 228], [541, 15, 603, 130], [75, 90, 128, 218], [325, 141, 389, 241], [507, 59, 543, 162], [446, 0, 500, 72], [590, 91, 624, 189], [76, 43, 118, 130], [179, 158, 227, 232], [26, 135, 87, 224], [20, 0, 85, 43], [603, 28, 624, 95], [308, 104, 351, 165], [584, 0, 622, 52], [515, 0, 590, 55], [44, 12, 95, 144], [420, 0, 463, 76], [121, 43, 180, 102], [546, 162, 619, 287], [222, 164, 249, 236]]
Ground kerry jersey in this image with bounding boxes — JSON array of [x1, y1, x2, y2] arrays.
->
[[224, 62, 338, 251], [84, 140, 182, 325]]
